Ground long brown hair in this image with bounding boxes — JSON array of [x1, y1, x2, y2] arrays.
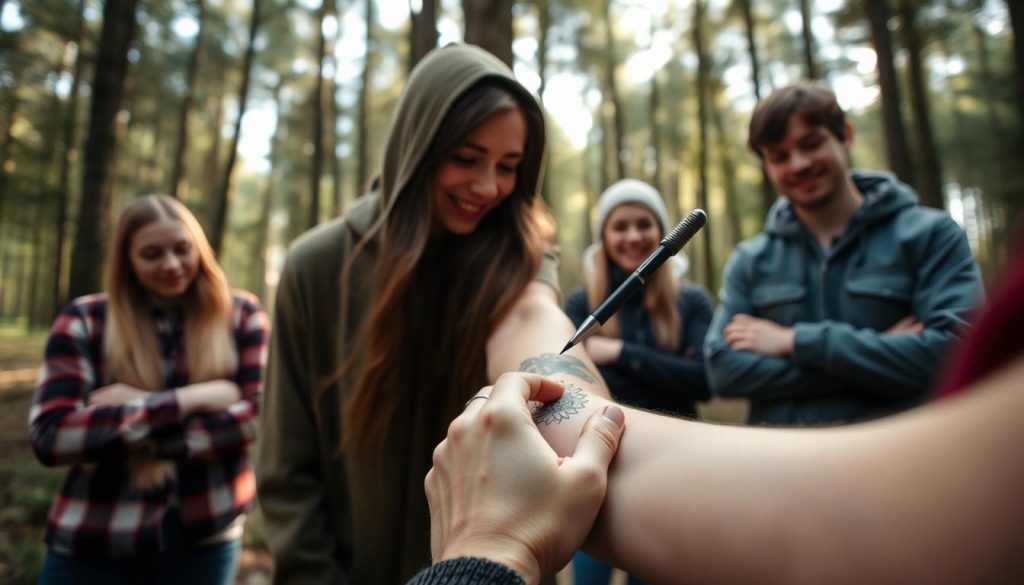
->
[[340, 81, 551, 459], [104, 194, 236, 488], [586, 242, 681, 353]]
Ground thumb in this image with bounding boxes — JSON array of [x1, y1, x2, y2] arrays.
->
[[569, 405, 626, 474]]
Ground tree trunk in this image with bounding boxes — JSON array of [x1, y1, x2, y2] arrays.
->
[[693, 0, 715, 292], [0, 74, 21, 289], [28, 198, 48, 328], [665, 63, 684, 224], [969, 9, 1000, 134], [52, 0, 86, 316], [330, 14, 344, 216], [310, 0, 329, 229], [462, 0, 514, 66], [209, 0, 261, 256], [169, 0, 206, 199], [356, 0, 373, 194], [798, 0, 819, 79], [738, 0, 775, 216], [600, 0, 625, 182], [203, 87, 225, 208], [537, 0, 553, 205], [255, 81, 285, 301], [1005, 0, 1024, 147], [408, 0, 437, 71], [649, 68, 663, 195], [712, 84, 742, 247], [897, 0, 943, 208], [68, 0, 140, 299], [864, 0, 915, 187]]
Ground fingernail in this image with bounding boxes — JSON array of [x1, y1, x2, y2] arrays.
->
[[601, 405, 625, 429]]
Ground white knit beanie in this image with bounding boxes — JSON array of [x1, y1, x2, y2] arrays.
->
[[594, 179, 670, 241]]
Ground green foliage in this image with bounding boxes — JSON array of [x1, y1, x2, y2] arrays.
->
[[0, 0, 1017, 321]]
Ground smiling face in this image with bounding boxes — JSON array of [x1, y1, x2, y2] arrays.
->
[[602, 203, 662, 273], [761, 115, 854, 211], [128, 218, 199, 301], [431, 108, 527, 235]]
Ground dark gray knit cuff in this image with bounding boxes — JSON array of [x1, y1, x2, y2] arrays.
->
[[406, 557, 527, 585]]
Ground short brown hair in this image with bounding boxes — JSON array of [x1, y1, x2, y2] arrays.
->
[[747, 81, 846, 157]]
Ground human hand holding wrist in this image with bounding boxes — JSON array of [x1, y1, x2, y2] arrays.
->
[[426, 373, 626, 583]]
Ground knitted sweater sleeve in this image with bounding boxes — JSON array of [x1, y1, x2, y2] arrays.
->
[[406, 558, 526, 585]]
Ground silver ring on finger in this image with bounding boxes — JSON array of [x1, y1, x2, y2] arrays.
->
[[464, 393, 489, 409]]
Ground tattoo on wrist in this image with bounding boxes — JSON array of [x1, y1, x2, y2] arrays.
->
[[519, 353, 596, 383], [533, 383, 588, 426]]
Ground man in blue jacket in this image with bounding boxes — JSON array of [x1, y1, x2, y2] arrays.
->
[[704, 81, 983, 425]]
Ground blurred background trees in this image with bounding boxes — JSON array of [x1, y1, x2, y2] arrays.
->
[[0, 0, 1019, 327]]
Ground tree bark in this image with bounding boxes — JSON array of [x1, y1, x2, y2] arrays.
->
[[209, 0, 261, 256], [864, 0, 915, 186], [462, 0, 514, 66], [693, 0, 715, 292], [0, 74, 21, 289], [712, 83, 742, 247], [798, 0, 820, 79], [1005, 0, 1024, 147], [969, 8, 1000, 134], [649, 68, 663, 195], [737, 0, 775, 216], [356, 0, 373, 194], [52, 0, 86, 316], [408, 0, 437, 72], [255, 81, 285, 301], [897, 0, 944, 208], [202, 87, 225, 209], [600, 0, 625, 182], [68, 0, 140, 299], [310, 0, 330, 229], [169, 0, 206, 199], [537, 0, 553, 206], [330, 9, 344, 216]]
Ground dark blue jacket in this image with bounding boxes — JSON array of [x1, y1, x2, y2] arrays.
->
[[704, 171, 984, 425], [565, 273, 712, 417]]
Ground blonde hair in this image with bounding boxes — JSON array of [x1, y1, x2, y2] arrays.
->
[[104, 194, 237, 489], [585, 244, 681, 353]]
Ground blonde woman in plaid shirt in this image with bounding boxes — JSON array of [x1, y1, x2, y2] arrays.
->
[[29, 194, 268, 584]]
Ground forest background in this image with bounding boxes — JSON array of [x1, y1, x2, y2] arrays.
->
[[0, 0, 1021, 581], [0, 0, 1021, 328]]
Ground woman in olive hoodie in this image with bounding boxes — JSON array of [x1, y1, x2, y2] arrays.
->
[[255, 44, 596, 584]]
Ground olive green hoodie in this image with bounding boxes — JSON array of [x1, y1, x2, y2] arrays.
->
[[255, 45, 557, 584]]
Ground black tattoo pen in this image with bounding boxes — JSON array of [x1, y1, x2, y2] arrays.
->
[[560, 209, 708, 355]]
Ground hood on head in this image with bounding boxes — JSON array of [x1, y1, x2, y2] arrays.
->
[[355, 44, 545, 235]]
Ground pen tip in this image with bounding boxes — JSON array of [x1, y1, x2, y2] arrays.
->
[[559, 342, 572, 355]]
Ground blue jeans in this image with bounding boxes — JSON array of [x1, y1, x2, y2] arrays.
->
[[38, 538, 241, 585], [572, 551, 648, 585]]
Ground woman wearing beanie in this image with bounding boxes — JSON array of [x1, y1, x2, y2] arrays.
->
[[564, 178, 713, 584]]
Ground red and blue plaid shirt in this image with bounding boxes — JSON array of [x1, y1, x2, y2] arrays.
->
[[28, 291, 269, 557]]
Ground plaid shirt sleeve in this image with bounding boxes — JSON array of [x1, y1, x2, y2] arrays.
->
[[28, 296, 183, 467], [152, 293, 269, 460]]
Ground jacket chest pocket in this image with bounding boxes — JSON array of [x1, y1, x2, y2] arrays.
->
[[750, 283, 807, 326], [844, 275, 913, 330]]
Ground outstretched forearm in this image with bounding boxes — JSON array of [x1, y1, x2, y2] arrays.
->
[[529, 355, 1024, 584]]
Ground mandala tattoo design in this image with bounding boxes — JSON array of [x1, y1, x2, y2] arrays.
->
[[518, 353, 597, 383], [532, 383, 589, 426]]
